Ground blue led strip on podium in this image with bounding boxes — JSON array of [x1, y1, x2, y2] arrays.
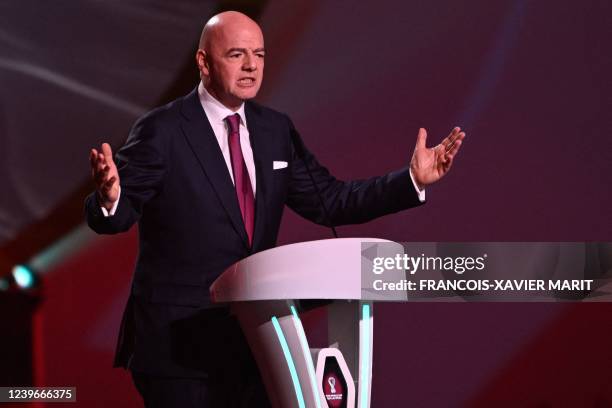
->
[[360, 303, 371, 408], [291, 305, 322, 408], [271, 316, 306, 408]]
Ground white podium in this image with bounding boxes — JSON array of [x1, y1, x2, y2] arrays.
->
[[210, 238, 406, 408]]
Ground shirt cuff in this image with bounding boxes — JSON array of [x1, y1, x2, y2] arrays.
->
[[409, 169, 426, 202], [100, 187, 121, 217]]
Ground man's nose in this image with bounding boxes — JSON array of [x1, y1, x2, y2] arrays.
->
[[242, 54, 257, 71]]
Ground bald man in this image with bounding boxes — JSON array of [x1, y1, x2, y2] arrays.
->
[[86, 11, 464, 408]]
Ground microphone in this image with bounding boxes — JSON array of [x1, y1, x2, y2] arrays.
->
[[289, 127, 338, 239], [290, 126, 338, 313]]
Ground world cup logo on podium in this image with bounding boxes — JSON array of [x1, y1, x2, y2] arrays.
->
[[328, 377, 336, 394], [323, 373, 344, 408]]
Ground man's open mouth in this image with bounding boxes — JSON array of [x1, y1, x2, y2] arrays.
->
[[238, 78, 256, 86]]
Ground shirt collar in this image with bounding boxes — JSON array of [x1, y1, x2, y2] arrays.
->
[[197, 81, 247, 128]]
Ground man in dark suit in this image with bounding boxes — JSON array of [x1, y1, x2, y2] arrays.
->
[[86, 11, 465, 408]]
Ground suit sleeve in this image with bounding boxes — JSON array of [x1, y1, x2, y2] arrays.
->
[[84, 116, 167, 234], [285, 116, 424, 227]]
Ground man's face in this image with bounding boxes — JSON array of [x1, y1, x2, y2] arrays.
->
[[199, 22, 265, 109]]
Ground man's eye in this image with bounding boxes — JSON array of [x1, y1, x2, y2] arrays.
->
[[256, 54, 265, 59], [230, 54, 241, 58]]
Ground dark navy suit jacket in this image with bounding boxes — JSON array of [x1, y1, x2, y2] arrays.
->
[[85, 88, 424, 377]]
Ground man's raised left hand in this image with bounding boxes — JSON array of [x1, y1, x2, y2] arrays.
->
[[410, 127, 466, 189]]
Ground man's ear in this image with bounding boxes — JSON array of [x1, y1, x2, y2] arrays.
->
[[196, 49, 210, 77]]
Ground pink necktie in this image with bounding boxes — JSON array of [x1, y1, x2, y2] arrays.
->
[[225, 114, 255, 246]]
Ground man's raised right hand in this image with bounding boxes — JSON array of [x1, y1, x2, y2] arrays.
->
[[90, 143, 120, 211]]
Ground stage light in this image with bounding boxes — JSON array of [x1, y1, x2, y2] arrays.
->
[[12, 265, 36, 289]]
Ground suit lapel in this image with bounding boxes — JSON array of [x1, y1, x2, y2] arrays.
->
[[179, 89, 249, 249], [246, 102, 273, 252]]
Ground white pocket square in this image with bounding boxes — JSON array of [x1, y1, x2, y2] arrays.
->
[[273, 161, 288, 170]]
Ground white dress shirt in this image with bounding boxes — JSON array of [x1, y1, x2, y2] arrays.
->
[[197, 82, 257, 193], [101, 82, 424, 216]]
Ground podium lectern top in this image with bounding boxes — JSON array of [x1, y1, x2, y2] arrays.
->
[[210, 238, 400, 303]]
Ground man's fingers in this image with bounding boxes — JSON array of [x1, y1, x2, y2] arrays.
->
[[101, 143, 114, 165], [90, 149, 98, 169], [95, 159, 107, 175], [445, 131, 466, 153], [90, 145, 119, 197], [97, 176, 116, 204], [416, 128, 428, 149], [91, 149, 104, 168], [433, 144, 448, 163], [441, 127, 461, 148], [445, 139, 463, 161]]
